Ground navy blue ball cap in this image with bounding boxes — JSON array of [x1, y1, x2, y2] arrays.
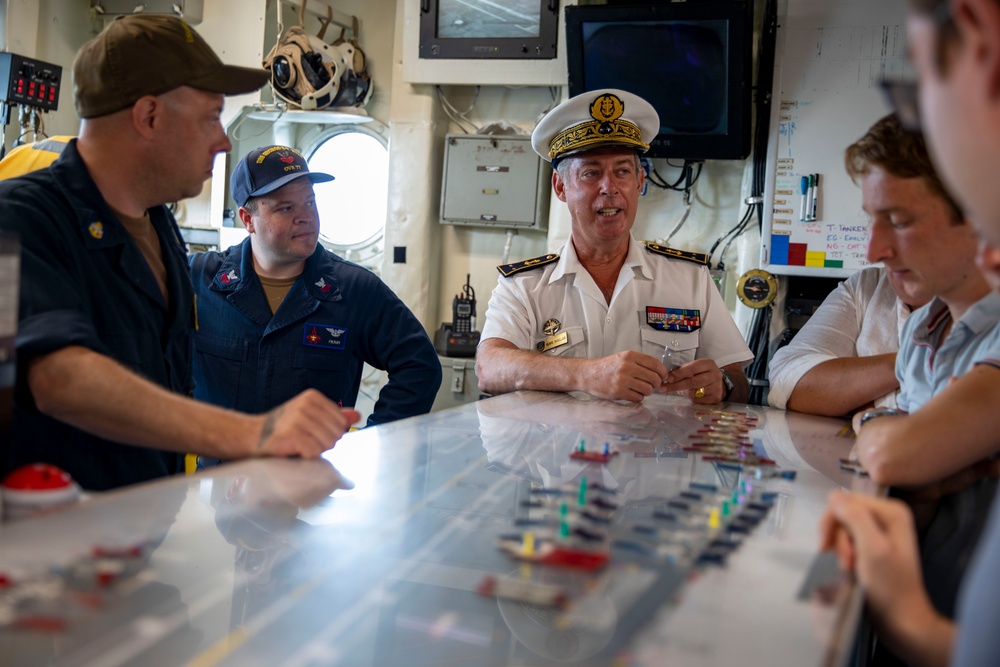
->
[[231, 145, 334, 207]]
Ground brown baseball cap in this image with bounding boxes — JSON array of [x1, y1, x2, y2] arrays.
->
[[73, 14, 269, 119]]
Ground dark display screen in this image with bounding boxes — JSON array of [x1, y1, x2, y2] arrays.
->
[[566, 3, 752, 160], [581, 21, 729, 136]]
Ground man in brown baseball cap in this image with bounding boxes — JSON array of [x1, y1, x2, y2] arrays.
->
[[73, 14, 268, 118], [0, 14, 360, 492]]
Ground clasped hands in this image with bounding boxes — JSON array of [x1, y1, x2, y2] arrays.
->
[[589, 351, 724, 403]]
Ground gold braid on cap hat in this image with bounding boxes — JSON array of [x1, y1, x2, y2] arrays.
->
[[548, 93, 649, 161]]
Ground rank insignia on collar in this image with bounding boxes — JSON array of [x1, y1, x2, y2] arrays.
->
[[88, 222, 104, 239], [542, 318, 561, 336], [315, 277, 332, 293], [219, 269, 239, 284], [647, 307, 701, 332]]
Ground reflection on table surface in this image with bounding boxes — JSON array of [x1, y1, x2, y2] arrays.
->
[[0, 392, 876, 667]]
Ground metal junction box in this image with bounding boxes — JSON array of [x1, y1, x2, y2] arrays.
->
[[91, 0, 204, 24], [440, 134, 550, 231], [431, 356, 483, 412]]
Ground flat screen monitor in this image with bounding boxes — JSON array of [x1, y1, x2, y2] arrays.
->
[[419, 0, 559, 59], [565, 2, 753, 160]]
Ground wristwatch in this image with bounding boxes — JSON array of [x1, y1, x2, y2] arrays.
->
[[858, 407, 900, 428], [720, 369, 735, 402]]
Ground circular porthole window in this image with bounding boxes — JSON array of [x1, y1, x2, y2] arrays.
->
[[306, 128, 388, 249]]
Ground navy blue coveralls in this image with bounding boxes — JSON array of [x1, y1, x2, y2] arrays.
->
[[0, 140, 191, 491], [189, 238, 441, 429]]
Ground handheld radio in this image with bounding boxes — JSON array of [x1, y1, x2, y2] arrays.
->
[[452, 274, 476, 334], [434, 274, 480, 358]]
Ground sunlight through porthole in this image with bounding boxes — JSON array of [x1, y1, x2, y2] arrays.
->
[[308, 130, 388, 248]]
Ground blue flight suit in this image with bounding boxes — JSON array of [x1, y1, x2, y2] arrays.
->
[[0, 139, 190, 491], [189, 238, 441, 431]]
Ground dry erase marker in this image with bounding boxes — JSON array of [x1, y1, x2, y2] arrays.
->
[[812, 174, 820, 220], [800, 176, 809, 221], [806, 174, 816, 221]]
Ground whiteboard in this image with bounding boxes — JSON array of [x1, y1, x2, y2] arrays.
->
[[761, 0, 907, 277]]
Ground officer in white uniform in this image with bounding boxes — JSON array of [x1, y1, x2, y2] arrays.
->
[[477, 89, 752, 404]]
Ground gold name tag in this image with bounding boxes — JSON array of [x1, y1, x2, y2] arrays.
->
[[536, 331, 568, 352]]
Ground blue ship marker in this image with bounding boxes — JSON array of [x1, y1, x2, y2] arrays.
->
[[800, 175, 809, 221]]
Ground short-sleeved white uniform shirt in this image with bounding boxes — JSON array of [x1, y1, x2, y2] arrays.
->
[[767, 266, 910, 410], [480, 235, 753, 369]]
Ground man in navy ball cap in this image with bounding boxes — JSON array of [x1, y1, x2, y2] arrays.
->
[[477, 89, 752, 404], [229, 145, 336, 208], [189, 145, 440, 462]]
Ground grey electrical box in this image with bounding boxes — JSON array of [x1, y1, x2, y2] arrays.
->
[[431, 356, 484, 412], [440, 134, 550, 231], [91, 0, 204, 24]]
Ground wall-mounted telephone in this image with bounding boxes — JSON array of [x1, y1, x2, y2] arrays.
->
[[435, 274, 480, 358]]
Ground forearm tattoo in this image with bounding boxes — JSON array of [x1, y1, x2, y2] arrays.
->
[[257, 407, 284, 450]]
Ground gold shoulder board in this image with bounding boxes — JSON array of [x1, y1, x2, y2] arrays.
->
[[644, 242, 709, 266], [497, 253, 560, 277]]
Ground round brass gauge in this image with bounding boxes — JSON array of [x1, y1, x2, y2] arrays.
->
[[736, 269, 778, 308]]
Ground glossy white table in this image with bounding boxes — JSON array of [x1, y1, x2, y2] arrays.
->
[[0, 392, 875, 666]]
